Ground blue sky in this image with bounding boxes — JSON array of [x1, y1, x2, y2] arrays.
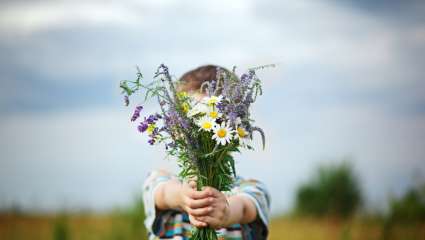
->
[[1, 0, 425, 214]]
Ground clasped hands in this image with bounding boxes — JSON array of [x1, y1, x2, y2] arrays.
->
[[178, 181, 230, 229]]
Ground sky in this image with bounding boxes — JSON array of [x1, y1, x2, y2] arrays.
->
[[0, 0, 425, 214]]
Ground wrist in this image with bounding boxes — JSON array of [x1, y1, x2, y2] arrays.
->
[[224, 195, 245, 226], [174, 182, 185, 210], [222, 196, 235, 227]]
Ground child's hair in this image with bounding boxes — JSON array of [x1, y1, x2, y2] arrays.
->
[[178, 65, 232, 93]]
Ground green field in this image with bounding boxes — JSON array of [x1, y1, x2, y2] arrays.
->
[[1, 212, 423, 240]]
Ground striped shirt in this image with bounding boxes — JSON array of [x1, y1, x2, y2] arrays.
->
[[143, 170, 270, 240]]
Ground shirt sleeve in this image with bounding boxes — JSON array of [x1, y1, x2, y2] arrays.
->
[[232, 177, 271, 239], [142, 169, 177, 236]]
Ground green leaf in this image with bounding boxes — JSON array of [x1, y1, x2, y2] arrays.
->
[[224, 154, 236, 177]]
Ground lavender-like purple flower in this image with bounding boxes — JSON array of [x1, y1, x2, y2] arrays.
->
[[235, 104, 246, 117], [217, 101, 226, 112], [146, 114, 161, 124], [179, 116, 190, 129], [241, 71, 254, 87], [131, 106, 143, 121], [138, 113, 163, 133], [228, 111, 238, 125], [151, 127, 159, 136], [208, 80, 217, 96], [138, 122, 148, 132]]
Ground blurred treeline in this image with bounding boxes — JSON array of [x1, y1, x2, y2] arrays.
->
[[1, 161, 424, 240], [295, 162, 362, 218], [286, 161, 425, 240], [294, 161, 425, 222]]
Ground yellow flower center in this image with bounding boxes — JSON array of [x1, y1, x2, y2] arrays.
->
[[209, 111, 218, 118], [182, 103, 189, 113], [237, 127, 247, 138], [217, 128, 227, 138], [147, 124, 156, 134], [207, 97, 218, 106], [202, 122, 212, 130], [177, 91, 188, 98]]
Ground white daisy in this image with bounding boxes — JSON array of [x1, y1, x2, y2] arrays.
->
[[203, 95, 223, 106], [212, 122, 234, 146], [207, 108, 222, 119], [187, 102, 209, 117], [196, 116, 216, 132]]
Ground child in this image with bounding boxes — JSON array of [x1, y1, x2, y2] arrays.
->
[[143, 65, 270, 240]]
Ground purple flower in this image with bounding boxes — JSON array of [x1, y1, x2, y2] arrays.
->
[[138, 122, 148, 132], [124, 95, 130, 106], [228, 111, 238, 124], [241, 71, 253, 87], [208, 80, 217, 96], [235, 104, 246, 116], [217, 102, 226, 112], [131, 106, 143, 121], [146, 114, 158, 124], [151, 127, 159, 136], [179, 116, 190, 129], [148, 138, 155, 145], [244, 91, 254, 104]]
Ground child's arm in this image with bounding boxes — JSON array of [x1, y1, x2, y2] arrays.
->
[[154, 178, 184, 210], [154, 179, 257, 228]]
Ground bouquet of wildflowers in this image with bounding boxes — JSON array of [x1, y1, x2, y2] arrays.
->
[[120, 64, 269, 240]]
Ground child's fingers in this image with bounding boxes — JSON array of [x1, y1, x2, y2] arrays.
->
[[189, 215, 207, 228], [201, 186, 221, 198], [184, 183, 219, 200], [186, 197, 214, 209], [195, 216, 217, 227], [187, 188, 211, 199], [187, 206, 213, 217]]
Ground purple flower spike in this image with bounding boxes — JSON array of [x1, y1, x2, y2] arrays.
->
[[131, 106, 143, 121], [146, 115, 155, 124], [229, 111, 238, 123], [138, 122, 148, 132], [217, 102, 225, 112]]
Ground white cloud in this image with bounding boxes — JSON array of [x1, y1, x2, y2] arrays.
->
[[0, 1, 141, 35]]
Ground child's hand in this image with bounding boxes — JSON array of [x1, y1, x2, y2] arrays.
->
[[156, 178, 256, 229], [193, 186, 231, 229], [178, 182, 231, 228], [178, 181, 215, 228], [192, 187, 230, 228]]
